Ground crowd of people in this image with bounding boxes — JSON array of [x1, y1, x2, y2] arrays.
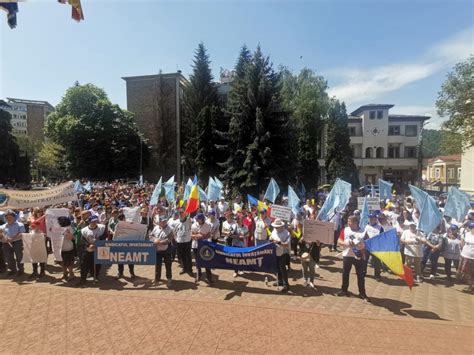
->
[[1, 180, 473, 299]]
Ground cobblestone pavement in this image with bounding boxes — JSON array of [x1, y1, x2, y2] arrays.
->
[[0, 249, 472, 354]]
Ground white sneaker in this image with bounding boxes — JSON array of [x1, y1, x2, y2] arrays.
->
[[315, 264, 320, 269], [308, 282, 315, 289], [237, 271, 244, 276], [429, 274, 435, 279], [233, 272, 238, 278], [303, 280, 308, 287], [416, 276, 423, 283]]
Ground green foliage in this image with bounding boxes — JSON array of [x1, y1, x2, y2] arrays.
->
[[45, 83, 148, 179], [422, 129, 463, 158], [280, 67, 329, 189], [220, 45, 292, 196], [183, 43, 220, 179], [325, 100, 359, 187], [37, 142, 66, 179], [436, 56, 474, 147]]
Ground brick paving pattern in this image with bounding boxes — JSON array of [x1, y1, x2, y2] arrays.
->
[[0, 249, 472, 354]]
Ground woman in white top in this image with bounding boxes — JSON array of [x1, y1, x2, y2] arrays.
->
[[400, 222, 425, 283], [459, 221, 474, 293], [57, 216, 75, 281]]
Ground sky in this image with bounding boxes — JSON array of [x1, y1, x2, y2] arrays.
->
[[0, 0, 473, 129]]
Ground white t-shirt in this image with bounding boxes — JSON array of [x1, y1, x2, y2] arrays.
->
[[364, 224, 383, 239], [174, 218, 192, 243], [191, 221, 212, 249], [254, 217, 271, 241], [206, 218, 220, 241], [341, 226, 365, 258], [81, 224, 106, 245], [269, 228, 291, 256], [401, 230, 423, 258], [232, 224, 248, 247], [217, 202, 230, 215], [461, 231, 474, 259]]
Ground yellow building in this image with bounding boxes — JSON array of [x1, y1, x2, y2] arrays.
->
[[425, 155, 462, 191], [460, 146, 474, 194]]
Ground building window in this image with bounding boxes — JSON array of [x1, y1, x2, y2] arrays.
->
[[369, 111, 376, 119], [388, 126, 400, 135], [405, 146, 417, 158], [388, 146, 400, 158], [377, 110, 383, 119], [365, 147, 373, 158], [348, 127, 356, 136], [376, 147, 384, 158], [405, 125, 417, 137], [434, 168, 441, 179], [447, 168, 454, 179], [457, 168, 461, 181]]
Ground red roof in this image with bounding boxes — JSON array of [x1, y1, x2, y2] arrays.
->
[[428, 154, 462, 163]]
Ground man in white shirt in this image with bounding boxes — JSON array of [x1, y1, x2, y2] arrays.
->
[[401, 222, 425, 283], [337, 215, 370, 301], [217, 197, 230, 234], [364, 213, 384, 281], [175, 210, 193, 277], [269, 219, 291, 292], [79, 215, 106, 287], [191, 213, 213, 285], [149, 217, 173, 288], [206, 211, 220, 243], [254, 210, 271, 246]]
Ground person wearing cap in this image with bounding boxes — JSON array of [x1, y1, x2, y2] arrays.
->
[[421, 223, 444, 279], [364, 213, 385, 282], [0, 209, 25, 277], [269, 218, 291, 292], [78, 215, 106, 287], [459, 221, 474, 292], [401, 221, 425, 283], [337, 215, 370, 301], [149, 216, 174, 288], [443, 224, 462, 281], [174, 210, 193, 277], [221, 211, 237, 246], [191, 213, 213, 285], [254, 209, 271, 246], [167, 209, 181, 263]]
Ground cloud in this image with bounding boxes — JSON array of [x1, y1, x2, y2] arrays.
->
[[328, 27, 473, 105], [393, 105, 444, 129]]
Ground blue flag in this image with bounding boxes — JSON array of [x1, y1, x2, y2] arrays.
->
[[198, 186, 208, 202], [444, 187, 470, 222], [207, 177, 221, 201], [214, 176, 224, 189], [73, 180, 85, 193], [83, 181, 92, 192], [409, 185, 442, 235], [247, 194, 259, 207], [288, 185, 300, 215], [299, 181, 306, 199], [163, 175, 175, 203], [150, 177, 162, 206], [359, 196, 369, 229], [318, 178, 352, 221], [183, 178, 193, 201], [193, 174, 198, 185], [0, 2, 18, 29], [264, 178, 280, 203], [379, 179, 393, 200]]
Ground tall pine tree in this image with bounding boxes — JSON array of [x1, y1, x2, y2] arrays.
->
[[325, 100, 359, 187], [183, 43, 220, 179]]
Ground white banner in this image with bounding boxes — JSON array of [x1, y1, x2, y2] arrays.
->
[[45, 208, 69, 261], [303, 220, 335, 244], [113, 221, 148, 241], [357, 197, 381, 211], [0, 182, 78, 210], [21, 232, 48, 264], [123, 207, 141, 223], [270, 204, 292, 221]]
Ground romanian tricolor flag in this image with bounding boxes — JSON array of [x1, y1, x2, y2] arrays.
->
[[363, 229, 414, 289], [58, 0, 84, 22], [184, 185, 199, 214]]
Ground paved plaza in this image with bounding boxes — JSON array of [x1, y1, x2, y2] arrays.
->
[[0, 249, 472, 354]]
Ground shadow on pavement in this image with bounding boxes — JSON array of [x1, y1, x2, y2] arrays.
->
[[369, 296, 447, 320]]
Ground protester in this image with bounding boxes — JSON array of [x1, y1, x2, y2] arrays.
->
[[401, 222, 424, 283], [269, 218, 291, 292], [443, 224, 462, 281], [79, 215, 106, 287], [175, 210, 193, 277], [299, 236, 319, 289], [114, 213, 137, 280], [421, 224, 444, 279], [364, 213, 384, 281], [149, 216, 173, 287], [337, 215, 370, 301], [0, 209, 25, 276], [28, 207, 47, 278], [231, 214, 249, 278], [206, 210, 220, 243], [254, 209, 271, 246], [57, 216, 75, 281], [191, 213, 213, 285], [459, 221, 474, 293]]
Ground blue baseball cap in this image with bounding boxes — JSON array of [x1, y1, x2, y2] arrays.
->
[[89, 215, 99, 222], [368, 213, 377, 218], [449, 224, 459, 230], [468, 221, 474, 229], [195, 213, 205, 220]]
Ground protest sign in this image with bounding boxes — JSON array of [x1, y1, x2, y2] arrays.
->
[[357, 197, 380, 211], [269, 204, 292, 221], [196, 240, 277, 273], [45, 208, 69, 261], [0, 182, 78, 210], [21, 232, 48, 264], [113, 221, 148, 241], [123, 207, 141, 223], [94, 240, 156, 265], [303, 220, 335, 244]]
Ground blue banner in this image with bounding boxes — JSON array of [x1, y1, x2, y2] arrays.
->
[[196, 241, 278, 273], [94, 240, 156, 265]]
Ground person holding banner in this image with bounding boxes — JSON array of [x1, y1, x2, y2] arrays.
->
[[149, 216, 174, 288], [0, 210, 25, 277], [232, 214, 249, 278], [114, 213, 137, 280], [78, 215, 106, 287], [269, 219, 291, 292], [337, 215, 370, 301], [191, 213, 213, 285], [28, 207, 47, 279]]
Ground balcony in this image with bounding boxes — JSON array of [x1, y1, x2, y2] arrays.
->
[[353, 158, 419, 167]]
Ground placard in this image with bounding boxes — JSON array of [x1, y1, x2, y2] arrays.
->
[[113, 221, 148, 241], [269, 204, 292, 221], [21, 232, 48, 263], [123, 207, 141, 223], [94, 240, 156, 265], [357, 197, 381, 211], [303, 220, 335, 244]]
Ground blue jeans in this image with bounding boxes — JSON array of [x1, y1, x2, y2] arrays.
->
[[3, 240, 23, 273], [421, 246, 440, 275]]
